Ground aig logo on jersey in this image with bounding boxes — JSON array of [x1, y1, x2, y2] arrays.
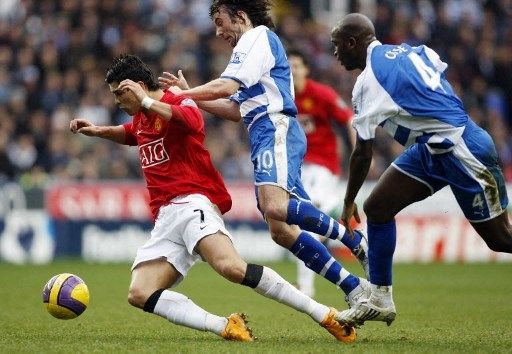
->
[[139, 138, 169, 168], [229, 52, 246, 64]]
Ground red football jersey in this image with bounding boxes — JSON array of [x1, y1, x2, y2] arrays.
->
[[295, 79, 353, 175], [123, 91, 232, 220]]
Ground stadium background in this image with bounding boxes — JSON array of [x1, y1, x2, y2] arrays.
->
[[0, 0, 511, 264]]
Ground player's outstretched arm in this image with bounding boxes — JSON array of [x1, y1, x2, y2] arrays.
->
[[70, 118, 126, 144], [159, 71, 241, 122], [159, 71, 240, 101]]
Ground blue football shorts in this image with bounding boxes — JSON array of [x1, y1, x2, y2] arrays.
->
[[248, 114, 310, 202], [392, 122, 508, 222]]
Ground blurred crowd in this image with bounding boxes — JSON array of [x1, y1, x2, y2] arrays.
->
[[0, 0, 511, 190]]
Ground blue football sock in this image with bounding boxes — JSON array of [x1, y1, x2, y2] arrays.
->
[[368, 220, 396, 286], [286, 199, 341, 240], [340, 229, 363, 252], [289, 231, 359, 294]]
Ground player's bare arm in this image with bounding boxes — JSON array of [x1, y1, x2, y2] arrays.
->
[[69, 119, 126, 144], [159, 71, 242, 122], [342, 138, 374, 233], [197, 99, 242, 122], [165, 76, 240, 102]]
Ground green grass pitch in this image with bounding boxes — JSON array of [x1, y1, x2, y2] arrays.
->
[[1, 260, 511, 353]]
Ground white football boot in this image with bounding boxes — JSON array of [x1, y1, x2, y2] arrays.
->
[[338, 285, 396, 327]]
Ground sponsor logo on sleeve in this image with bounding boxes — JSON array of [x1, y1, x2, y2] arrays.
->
[[229, 52, 247, 64], [180, 98, 198, 108]]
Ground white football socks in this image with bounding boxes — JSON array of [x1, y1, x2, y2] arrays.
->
[[296, 257, 316, 298], [152, 266, 334, 332], [153, 290, 227, 335], [254, 266, 329, 323]]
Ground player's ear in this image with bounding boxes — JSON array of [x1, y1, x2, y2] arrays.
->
[[138, 81, 148, 91], [348, 36, 357, 49], [237, 10, 251, 26]]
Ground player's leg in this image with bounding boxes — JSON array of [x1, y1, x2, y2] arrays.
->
[[448, 130, 512, 253], [196, 231, 356, 342], [259, 185, 369, 304], [300, 163, 369, 287], [255, 117, 367, 267], [364, 165, 430, 305], [337, 146, 438, 326], [259, 169, 362, 250], [128, 258, 181, 308], [128, 199, 250, 341], [129, 258, 236, 338]]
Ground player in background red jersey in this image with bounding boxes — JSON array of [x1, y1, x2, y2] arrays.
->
[[288, 50, 368, 298], [69, 54, 356, 343]]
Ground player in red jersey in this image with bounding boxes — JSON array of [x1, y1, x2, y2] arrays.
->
[[288, 50, 368, 298], [69, 54, 356, 343]]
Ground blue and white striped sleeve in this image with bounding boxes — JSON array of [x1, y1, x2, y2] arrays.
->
[[220, 27, 273, 88], [352, 64, 400, 140]]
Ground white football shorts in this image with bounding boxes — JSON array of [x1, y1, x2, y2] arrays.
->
[[131, 194, 233, 279], [301, 163, 343, 213]]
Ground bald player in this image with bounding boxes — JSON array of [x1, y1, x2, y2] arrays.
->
[[331, 13, 512, 327]]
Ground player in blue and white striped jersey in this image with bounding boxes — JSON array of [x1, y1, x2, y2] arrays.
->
[[159, 1, 372, 321], [332, 13, 512, 328]]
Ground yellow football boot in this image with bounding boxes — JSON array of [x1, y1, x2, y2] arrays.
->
[[320, 307, 356, 343], [221, 313, 254, 342]]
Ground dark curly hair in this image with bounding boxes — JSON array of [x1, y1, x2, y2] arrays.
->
[[210, 0, 275, 29], [105, 54, 159, 91]]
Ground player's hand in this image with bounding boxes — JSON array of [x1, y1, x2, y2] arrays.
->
[[70, 118, 92, 133], [159, 70, 190, 91], [117, 79, 147, 102], [70, 119, 100, 136], [341, 201, 361, 236]]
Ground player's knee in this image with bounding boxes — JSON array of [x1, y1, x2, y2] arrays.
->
[[127, 285, 149, 309], [260, 201, 287, 221], [363, 198, 393, 223]]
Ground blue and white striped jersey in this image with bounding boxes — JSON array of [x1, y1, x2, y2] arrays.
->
[[221, 25, 297, 130], [352, 40, 469, 154]]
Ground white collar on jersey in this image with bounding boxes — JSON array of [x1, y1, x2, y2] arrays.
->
[[366, 40, 382, 64]]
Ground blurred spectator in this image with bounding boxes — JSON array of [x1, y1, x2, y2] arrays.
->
[[7, 133, 38, 173], [0, 0, 510, 190], [0, 131, 16, 182]]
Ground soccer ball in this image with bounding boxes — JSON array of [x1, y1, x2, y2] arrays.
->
[[42, 273, 90, 319]]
